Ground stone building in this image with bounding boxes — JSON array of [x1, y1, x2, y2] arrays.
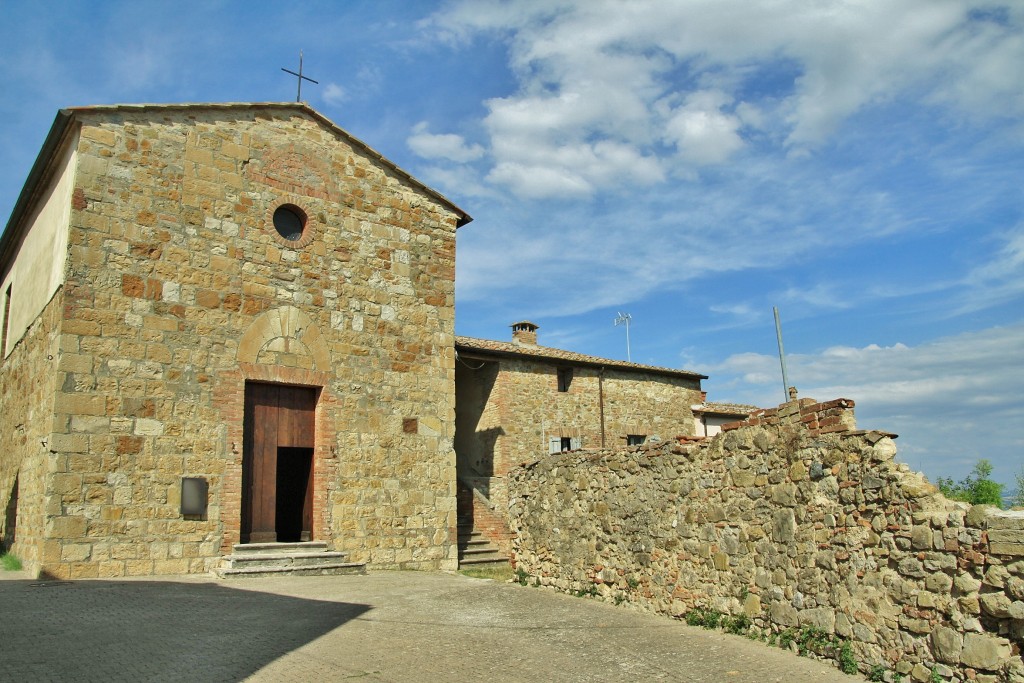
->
[[0, 102, 470, 578], [0, 102, 716, 579], [454, 321, 706, 518], [691, 396, 757, 437]]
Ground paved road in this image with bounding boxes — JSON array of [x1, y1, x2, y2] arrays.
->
[[0, 570, 861, 682]]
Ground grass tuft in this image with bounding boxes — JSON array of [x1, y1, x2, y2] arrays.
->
[[1, 551, 23, 571]]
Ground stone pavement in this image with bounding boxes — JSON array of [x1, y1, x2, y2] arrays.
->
[[0, 570, 862, 682]]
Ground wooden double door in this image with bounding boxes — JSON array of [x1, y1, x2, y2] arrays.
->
[[241, 382, 317, 544]]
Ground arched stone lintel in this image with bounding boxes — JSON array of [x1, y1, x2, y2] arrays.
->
[[238, 305, 331, 370]]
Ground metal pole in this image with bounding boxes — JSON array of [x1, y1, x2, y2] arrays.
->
[[615, 312, 632, 362], [625, 316, 631, 362], [773, 307, 790, 402]]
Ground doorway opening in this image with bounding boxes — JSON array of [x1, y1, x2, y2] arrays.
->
[[2, 473, 17, 551], [242, 382, 317, 544], [275, 447, 313, 542]]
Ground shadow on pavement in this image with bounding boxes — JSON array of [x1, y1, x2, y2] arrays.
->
[[0, 578, 369, 682]]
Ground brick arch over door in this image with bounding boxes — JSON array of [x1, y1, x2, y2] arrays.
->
[[214, 309, 337, 552]]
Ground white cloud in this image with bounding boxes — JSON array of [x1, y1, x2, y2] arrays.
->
[[702, 323, 1024, 485], [779, 283, 851, 311], [428, 0, 1024, 195], [454, 148, 915, 316], [486, 161, 593, 199], [662, 90, 745, 165], [407, 122, 485, 162], [322, 83, 347, 107], [956, 224, 1024, 313]]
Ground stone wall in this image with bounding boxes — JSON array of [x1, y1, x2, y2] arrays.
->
[[24, 104, 461, 577], [508, 396, 1024, 682], [0, 291, 64, 569], [456, 356, 701, 517]]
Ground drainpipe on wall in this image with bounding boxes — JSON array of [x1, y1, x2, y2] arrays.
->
[[599, 367, 606, 448]]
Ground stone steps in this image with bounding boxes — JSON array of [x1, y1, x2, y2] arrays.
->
[[457, 529, 508, 567], [215, 541, 366, 578], [456, 478, 510, 568]]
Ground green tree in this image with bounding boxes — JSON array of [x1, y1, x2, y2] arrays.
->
[[936, 459, 1004, 507]]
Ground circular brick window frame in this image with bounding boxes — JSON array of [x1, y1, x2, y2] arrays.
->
[[265, 196, 317, 248]]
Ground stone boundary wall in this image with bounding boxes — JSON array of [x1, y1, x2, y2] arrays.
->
[[507, 397, 1024, 682]]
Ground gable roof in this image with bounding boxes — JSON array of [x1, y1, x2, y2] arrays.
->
[[455, 335, 707, 380], [0, 102, 472, 274]]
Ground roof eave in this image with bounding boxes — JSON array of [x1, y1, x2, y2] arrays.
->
[[456, 341, 708, 381]]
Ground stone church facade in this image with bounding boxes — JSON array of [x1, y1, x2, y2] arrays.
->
[[0, 103, 714, 578], [0, 103, 470, 578]]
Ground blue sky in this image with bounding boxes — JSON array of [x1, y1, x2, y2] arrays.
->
[[1, 1, 1021, 487]]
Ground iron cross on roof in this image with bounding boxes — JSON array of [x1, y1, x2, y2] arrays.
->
[[281, 51, 319, 102]]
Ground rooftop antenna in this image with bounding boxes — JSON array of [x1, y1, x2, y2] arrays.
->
[[614, 312, 632, 362], [281, 50, 319, 103], [773, 306, 791, 402]]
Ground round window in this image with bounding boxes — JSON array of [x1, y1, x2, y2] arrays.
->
[[272, 204, 307, 242]]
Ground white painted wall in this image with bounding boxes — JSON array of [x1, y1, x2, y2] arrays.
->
[[0, 134, 77, 357], [696, 414, 736, 438]]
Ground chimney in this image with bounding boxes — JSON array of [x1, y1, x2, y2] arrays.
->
[[511, 321, 539, 345]]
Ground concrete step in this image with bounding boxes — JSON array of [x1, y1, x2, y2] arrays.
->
[[230, 541, 328, 555], [460, 545, 504, 558], [217, 562, 367, 579], [222, 551, 351, 570], [457, 531, 507, 568], [216, 541, 367, 579], [458, 555, 509, 567]]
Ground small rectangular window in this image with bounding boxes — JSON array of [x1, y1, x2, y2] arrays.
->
[[627, 434, 646, 446], [557, 367, 573, 392], [550, 436, 581, 453]]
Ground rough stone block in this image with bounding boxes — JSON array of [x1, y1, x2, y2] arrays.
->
[[911, 524, 933, 550], [931, 626, 963, 664], [965, 504, 999, 528], [960, 633, 1011, 671], [797, 607, 835, 633], [46, 515, 87, 539], [988, 511, 1024, 530], [979, 592, 1012, 618], [770, 601, 798, 627], [772, 508, 796, 542]]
